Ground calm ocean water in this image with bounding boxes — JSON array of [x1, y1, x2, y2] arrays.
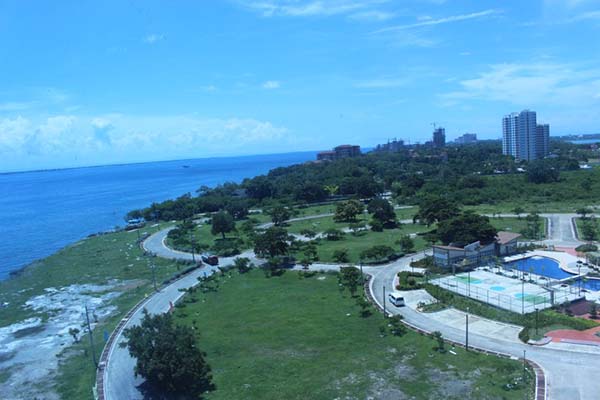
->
[[0, 151, 316, 280]]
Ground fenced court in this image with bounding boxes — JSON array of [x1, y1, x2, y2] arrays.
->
[[430, 270, 581, 314]]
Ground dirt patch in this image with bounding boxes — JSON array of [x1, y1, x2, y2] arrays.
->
[[0, 280, 134, 400], [427, 367, 474, 398]]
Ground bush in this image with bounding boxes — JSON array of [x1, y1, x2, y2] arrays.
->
[[575, 244, 598, 253]]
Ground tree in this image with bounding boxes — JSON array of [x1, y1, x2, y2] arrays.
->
[[581, 218, 598, 241], [397, 235, 415, 253], [121, 310, 214, 397], [334, 200, 364, 223], [339, 266, 362, 296], [349, 221, 367, 235], [269, 206, 291, 226], [68, 327, 80, 343], [324, 228, 345, 241], [577, 207, 593, 220], [253, 227, 290, 258], [523, 212, 543, 240], [436, 212, 497, 247], [323, 184, 339, 196], [299, 228, 317, 239], [234, 257, 253, 274], [356, 296, 372, 318], [333, 248, 350, 263], [360, 245, 396, 263], [431, 331, 445, 352], [512, 206, 525, 220], [527, 160, 560, 184], [211, 211, 235, 239], [303, 241, 319, 262], [414, 196, 460, 226], [367, 198, 396, 227], [388, 315, 406, 336]]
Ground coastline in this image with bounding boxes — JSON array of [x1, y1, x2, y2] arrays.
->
[[0, 150, 317, 280]]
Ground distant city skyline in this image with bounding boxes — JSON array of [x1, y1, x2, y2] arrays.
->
[[1, 0, 600, 171]]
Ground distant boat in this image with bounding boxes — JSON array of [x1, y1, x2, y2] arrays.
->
[[182, 165, 190, 168]]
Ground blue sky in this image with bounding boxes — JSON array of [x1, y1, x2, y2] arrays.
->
[[1, 0, 600, 172]]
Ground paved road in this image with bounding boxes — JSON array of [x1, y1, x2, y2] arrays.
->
[[107, 213, 590, 399], [369, 256, 600, 400]]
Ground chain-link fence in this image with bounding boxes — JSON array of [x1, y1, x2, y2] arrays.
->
[[431, 274, 576, 314]]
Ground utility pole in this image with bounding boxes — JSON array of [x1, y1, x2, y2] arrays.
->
[[190, 233, 196, 263], [383, 285, 387, 317], [465, 306, 469, 351], [151, 262, 157, 292], [84, 305, 98, 368], [359, 261, 364, 286]]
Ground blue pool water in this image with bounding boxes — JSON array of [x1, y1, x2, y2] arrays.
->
[[571, 278, 600, 291], [490, 286, 506, 291], [504, 256, 574, 280]]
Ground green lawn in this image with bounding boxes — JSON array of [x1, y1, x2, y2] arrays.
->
[[295, 224, 431, 264], [490, 217, 547, 239], [0, 224, 192, 399], [173, 270, 534, 400]]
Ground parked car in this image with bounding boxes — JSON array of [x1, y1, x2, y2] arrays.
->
[[202, 254, 219, 266]]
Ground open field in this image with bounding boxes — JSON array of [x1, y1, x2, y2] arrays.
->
[[293, 224, 432, 264], [489, 217, 547, 239], [174, 269, 533, 400]]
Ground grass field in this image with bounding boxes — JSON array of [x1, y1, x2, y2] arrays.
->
[[173, 270, 533, 400], [289, 223, 432, 263], [490, 217, 547, 239]]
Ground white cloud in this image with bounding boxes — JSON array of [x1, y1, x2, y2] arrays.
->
[[0, 116, 31, 151], [143, 34, 165, 44], [240, 0, 389, 18], [374, 9, 500, 33], [0, 114, 290, 170], [262, 80, 281, 89], [439, 62, 600, 108], [349, 10, 395, 21]]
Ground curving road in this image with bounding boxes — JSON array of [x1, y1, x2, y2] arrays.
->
[[103, 213, 591, 400]]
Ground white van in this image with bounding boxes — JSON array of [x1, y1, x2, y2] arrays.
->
[[388, 292, 405, 307]]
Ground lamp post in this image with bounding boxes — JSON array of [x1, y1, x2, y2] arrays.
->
[[190, 233, 196, 263], [521, 278, 525, 314], [535, 307, 539, 336], [465, 306, 469, 351]]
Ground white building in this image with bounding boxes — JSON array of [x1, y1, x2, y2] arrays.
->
[[502, 110, 549, 161]]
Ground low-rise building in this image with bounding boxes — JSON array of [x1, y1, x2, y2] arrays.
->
[[432, 231, 521, 268], [317, 144, 361, 161]]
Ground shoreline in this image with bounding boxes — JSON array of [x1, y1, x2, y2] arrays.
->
[[1, 228, 118, 283]]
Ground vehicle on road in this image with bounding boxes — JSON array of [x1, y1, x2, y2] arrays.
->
[[202, 254, 219, 265], [388, 292, 405, 307]]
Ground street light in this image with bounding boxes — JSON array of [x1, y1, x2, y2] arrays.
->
[[465, 306, 469, 351], [190, 233, 196, 263], [535, 308, 539, 336]]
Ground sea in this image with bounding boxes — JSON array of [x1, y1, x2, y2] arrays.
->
[[0, 151, 317, 280]]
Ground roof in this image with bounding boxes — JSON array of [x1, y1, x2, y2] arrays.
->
[[496, 231, 522, 244], [433, 245, 465, 251]]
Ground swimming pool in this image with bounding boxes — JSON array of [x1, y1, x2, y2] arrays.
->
[[504, 256, 574, 280], [571, 277, 600, 291]]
